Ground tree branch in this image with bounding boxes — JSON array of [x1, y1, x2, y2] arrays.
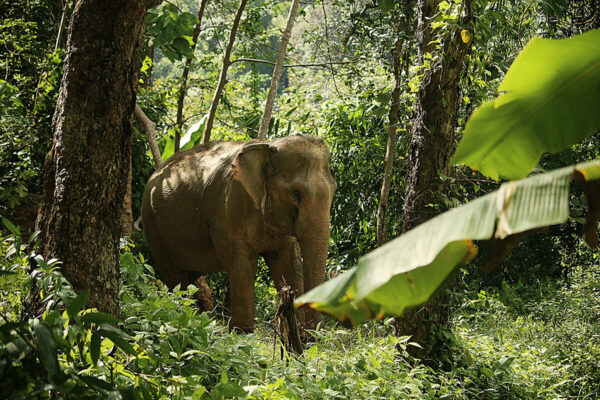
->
[[134, 105, 163, 168], [229, 57, 354, 68]]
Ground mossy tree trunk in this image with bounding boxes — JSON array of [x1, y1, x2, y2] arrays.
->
[[395, 0, 473, 359], [35, 0, 160, 316]]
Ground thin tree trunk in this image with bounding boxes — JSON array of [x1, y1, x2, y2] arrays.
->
[[257, 0, 300, 140], [395, 0, 473, 358], [175, 0, 209, 151], [202, 0, 248, 144], [134, 104, 163, 168], [34, 0, 158, 317], [376, 6, 412, 246], [53, 1, 69, 52]]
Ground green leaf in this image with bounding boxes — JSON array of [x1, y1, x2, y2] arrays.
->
[[176, 12, 199, 35], [1, 217, 20, 236], [66, 290, 90, 319], [161, 131, 175, 161], [99, 325, 137, 357], [453, 29, 600, 180], [180, 114, 208, 150], [32, 322, 61, 380], [192, 386, 207, 400], [98, 323, 132, 339], [172, 37, 195, 59], [81, 312, 120, 325], [79, 374, 114, 391], [90, 331, 101, 366], [162, 47, 180, 63], [5, 338, 29, 360], [296, 161, 597, 326]]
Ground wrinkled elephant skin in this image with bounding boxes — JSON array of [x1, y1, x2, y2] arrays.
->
[[141, 135, 336, 331]]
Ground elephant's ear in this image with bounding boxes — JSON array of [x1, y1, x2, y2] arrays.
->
[[231, 142, 277, 209]]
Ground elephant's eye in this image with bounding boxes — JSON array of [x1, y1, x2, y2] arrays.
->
[[293, 190, 301, 203]]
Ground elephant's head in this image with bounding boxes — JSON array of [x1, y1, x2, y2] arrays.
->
[[232, 135, 336, 328]]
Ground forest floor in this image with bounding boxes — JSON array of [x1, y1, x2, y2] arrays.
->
[[1, 232, 599, 399]]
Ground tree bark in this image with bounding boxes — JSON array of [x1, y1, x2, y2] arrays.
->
[[402, 0, 473, 231], [175, 0, 209, 151], [376, 5, 412, 246], [202, 0, 248, 144], [395, 0, 473, 358], [35, 0, 159, 316], [121, 152, 133, 237], [257, 0, 300, 140]]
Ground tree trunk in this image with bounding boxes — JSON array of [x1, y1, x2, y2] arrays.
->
[[175, 0, 209, 151], [257, 0, 300, 140], [395, 0, 473, 358], [202, 0, 248, 144], [376, 5, 412, 246], [121, 151, 133, 237], [34, 0, 158, 317]]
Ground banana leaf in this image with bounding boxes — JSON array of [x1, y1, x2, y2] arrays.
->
[[296, 160, 600, 326], [453, 29, 600, 180]]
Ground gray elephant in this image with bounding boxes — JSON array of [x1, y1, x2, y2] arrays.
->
[[141, 135, 336, 332]]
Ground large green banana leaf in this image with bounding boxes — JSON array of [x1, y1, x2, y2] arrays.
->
[[453, 29, 600, 180], [296, 161, 600, 327]]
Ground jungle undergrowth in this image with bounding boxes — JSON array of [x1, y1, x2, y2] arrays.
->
[[1, 224, 599, 399]]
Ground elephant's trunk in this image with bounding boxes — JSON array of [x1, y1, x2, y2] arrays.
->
[[296, 208, 331, 329]]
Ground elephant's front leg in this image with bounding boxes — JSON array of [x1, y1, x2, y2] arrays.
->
[[223, 246, 258, 333]]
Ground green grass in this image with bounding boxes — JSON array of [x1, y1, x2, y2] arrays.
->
[[1, 230, 599, 399], [451, 264, 600, 399]]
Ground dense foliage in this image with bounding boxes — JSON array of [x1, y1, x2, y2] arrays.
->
[[0, 0, 62, 212]]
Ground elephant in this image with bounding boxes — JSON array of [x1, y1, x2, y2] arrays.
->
[[141, 135, 336, 332]]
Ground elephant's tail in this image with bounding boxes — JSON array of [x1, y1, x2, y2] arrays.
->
[[133, 216, 143, 233]]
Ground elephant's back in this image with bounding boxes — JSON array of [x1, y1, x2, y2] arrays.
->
[[143, 141, 241, 212]]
